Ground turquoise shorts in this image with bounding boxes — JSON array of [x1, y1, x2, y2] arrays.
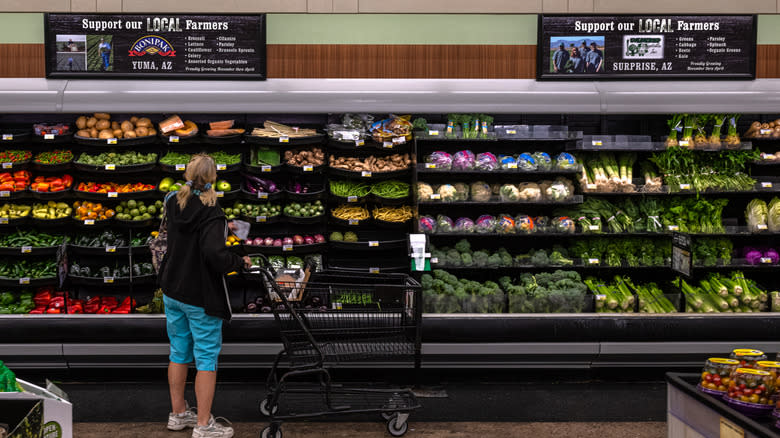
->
[[164, 294, 223, 371]]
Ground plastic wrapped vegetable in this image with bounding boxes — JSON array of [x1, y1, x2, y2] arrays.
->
[[499, 184, 521, 202], [496, 214, 516, 234], [517, 182, 542, 201], [452, 150, 476, 171], [746, 199, 768, 233], [517, 153, 538, 171], [417, 182, 435, 202], [453, 183, 470, 201], [268, 256, 286, 271], [515, 215, 535, 234], [499, 155, 517, 170], [532, 152, 552, 171], [535, 216, 550, 233], [552, 216, 576, 234], [437, 184, 458, 202], [454, 217, 475, 233], [544, 179, 572, 201], [475, 215, 496, 233], [470, 182, 492, 202], [425, 151, 452, 170], [475, 152, 499, 171], [556, 152, 578, 170], [436, 215, 455, 233], [419, 215, 437, 233]]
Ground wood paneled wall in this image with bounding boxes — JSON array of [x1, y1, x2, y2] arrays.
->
[[0, 44, 45, 78]]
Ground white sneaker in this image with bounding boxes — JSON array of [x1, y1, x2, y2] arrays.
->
[[192, 416, 234, 438], [167, 403, 198, 431]]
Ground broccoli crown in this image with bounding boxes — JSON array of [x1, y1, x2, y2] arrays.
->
[[487, 253, 503, 267], [550, 270, 581, 283], [530, 250, 550, 266], [472, 250, 490, 267], [454, 239, 472, 254], [483, 280, 499, 291], [461, 252, 474, 267], [420, 274, 433, 290], [432, 279, 446, 292], [549, 251, 573, 266], [433, 270, 449, 280], [445, 249, 463, 267]]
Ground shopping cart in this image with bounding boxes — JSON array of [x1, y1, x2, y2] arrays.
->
[[248, 259, 422, 438]]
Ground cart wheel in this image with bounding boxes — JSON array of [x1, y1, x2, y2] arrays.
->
[[261, 425, 282, 438], [386, 416, 408, 437], [259, 399, 278, 416]]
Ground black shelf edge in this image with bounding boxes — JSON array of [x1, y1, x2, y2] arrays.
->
[[416, 163, 582, 175]]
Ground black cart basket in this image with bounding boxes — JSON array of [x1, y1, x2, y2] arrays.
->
[[249, 261, 422, 438]]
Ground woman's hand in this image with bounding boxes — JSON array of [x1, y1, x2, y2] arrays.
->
[[228, 221, 238, 232], [243, 256, 252, 269]]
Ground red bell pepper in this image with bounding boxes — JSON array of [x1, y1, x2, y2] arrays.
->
[[46, 308, 61, 314], [29, 307, 45, 314]]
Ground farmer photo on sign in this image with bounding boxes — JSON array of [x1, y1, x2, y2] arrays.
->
[[549, 36, 605, 74], [87, 35, 114, 72], [54, 34, 86, 72]]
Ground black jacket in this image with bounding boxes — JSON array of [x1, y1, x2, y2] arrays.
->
[[158, 195, 243, 320]]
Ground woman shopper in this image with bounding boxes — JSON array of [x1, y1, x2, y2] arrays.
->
[[158, 154, 251, 438]]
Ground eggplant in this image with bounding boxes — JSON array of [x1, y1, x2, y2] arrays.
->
[[246, 302, 258, 313], [245, 175, 277, 193]]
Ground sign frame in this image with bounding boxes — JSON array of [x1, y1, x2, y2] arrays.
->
[[536, 14, 757, 81], [44, 13, 266, 80]]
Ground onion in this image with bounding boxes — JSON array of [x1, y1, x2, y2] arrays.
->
[[264, 237, 274, 246], [314, 234, 325, 243], [283, 237, 294, 245], [273, 239, 282, 247], [293, 235, 304, 245], [304, 236, 315, 245]]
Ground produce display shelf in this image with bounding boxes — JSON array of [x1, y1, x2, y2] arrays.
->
[[0, 131, 31, 144], [284, 213, 327, 225], [0, 246, 59, 256], [328, 239, 406, 251], [73, 134, 157, 147], [285, 188, 326, 202], [159, 162, 241, 174], [692, 261, 780, 270], [242, 214, 284, 225], [417, 195, 584, 207], [569, 140, 753, 152], [430, 264, 670, 272], [200, 133, 245, 145], [242, 242, 327, 256], [327, 167, 412, 181], [243, 162, 283, 175], [415, 164, 581, 175], [113, 218, 156, 229], [285, 164, 325, 175], [31, 161, 73, 172], [159, 133, 199, 145], [67, 275, 133, 286], [32, 133, 73, 144], [73, 189, 159, 201], [215, 188, 241, 202], [72, 162, 156, 174], [327, 138, 407, 151], [0, 159, 31, 171], [239, 187, 284, 202], [246, 133, 325, 146], [0, 276, 57, 287], [27, 188, 72, 200], [68, 245, 131, 256], [414, 131, 583, 142]]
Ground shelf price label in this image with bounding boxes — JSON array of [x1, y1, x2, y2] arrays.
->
[[425, 163, 436, 169], [369, 267, 380, 274], [761, 182, 773, 189], [355, 139, 365, 147], [757, 224, 768, 231], [105, 245, 116, 253], [279, 136, 289, 143], [169, 135, 180, 143], [431, 257, 439, 264], [392, 137, 406, 145], [760, 257, 773, 264], [1, 163, 12, 169], [282, 244, 293, 252], [19, 277, 29, 285], [591, 140, 603, 146], [595, 294, 607, 300], [107, 191, 118, 198], [760, 129, 773, 135], [588, 225, 600, 231], [303, 165, 314, 172], [107, 138, 117, 145], [0, 218, 7, 224], [429, 194, 441, 200], [216, 191, 224, 198], [347, 196, 358, 203], [668, 225, 679, 231], [361, 171, 372, 178], [20, 246, 31, 254], [175, 164, 186, 171], [507, 163, 518, 169], [2, 134, 12, 141], [44, 134, 55, 140], [257, 192, 268, 200], [506, 129, 517, 135], [256, 216, 267, 223], [348, 219, 359, 225], [368, 241, 379, 247], [261, 165, 272, 172], [679, 183, 691, 190], [216, 164, 227, 171], [587, 258, 600, 265], [103, 276, 114, 284], [428, 130, 439, 136], [679, 140, 690, 147], [382, 141, 393, 149], [0, 191, 9, 198], [83, 219, 95, 225], [104, 164, 116, 171], [586, 183, 597, 190]]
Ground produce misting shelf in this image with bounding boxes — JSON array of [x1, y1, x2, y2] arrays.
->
[[415, 164, 582, 175], [417, 196, 584, 207]]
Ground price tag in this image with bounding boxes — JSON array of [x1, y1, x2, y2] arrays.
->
[[303, 165, 313, 172], [2, 134, 13, 141], [348, 219, 359, 225], [382, 141, 393, 149], [586, 183, 597, 190], [0, 218, 7, 224], [105, 245, 116, 253], [588, 225, 600, 231], [761, 182, 773, 188], [84, 219, 95, 225], [506, 129, 517, 135], [588, 258, 600, 265], [355, 139, 365, 147], [19, 277, 29, 285], [0, 191, 9, 198], [216, 191, 224, 198], [595, 294, 607, 300], [757, 224, 768, 231], [261, 165, 272, 172], [392, 137, 406, 144], [279, 136, 289, 143], [104, 164, 116, 171], [361, 171, 372, 178], [679, 140, 690, 147], [169, 135, 180, 143], [431, 257, 439, 264], [430, 194, 441, 200], [760, 257, 773, 264], [103, 276, 114, 284], [679, 183, 691, 190], [2, 163, 11, 169], [428, 130, 439, 136], [369, 267, 380, 274], [20, 246, 31, 254], [668, 225, 679, 231], [44, 134, 55, 140], [107, 138, 117, 145], [257, 192, 268, 200], [107, 191, 118, 198], [216, 164, 226, 171], [256, 216, 267, 223], [175, 164, 186, 171], [282, 244, 293, 252], [592, 140, 603, 146], [347, 196, 358, 203], [760, 129, 772, 135], [368, 241, 379, 247], [425, 163, 436, 169], [507, 163, 518, 169]]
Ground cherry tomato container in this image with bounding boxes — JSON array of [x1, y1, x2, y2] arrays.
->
[[697, 358, 740, 395], [759, 361, 780, 412], [724, 368, 776, 418], [730, 349, 768, 370]]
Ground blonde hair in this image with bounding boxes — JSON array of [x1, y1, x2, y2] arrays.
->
[[176, 154, 218, 210]]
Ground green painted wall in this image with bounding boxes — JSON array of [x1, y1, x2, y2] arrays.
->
[[1, 13, 780, 45]]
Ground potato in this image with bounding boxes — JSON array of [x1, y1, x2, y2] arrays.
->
[[130, 116, 138, 124], [93, 112, 111, 120], [111, 121, 120, 130], [113, 129, 124, 139], [76, 116, 87, 130], [95, 119, 111, 131], [135, 127, 149, 137], [135, 117, 152, 128], [86, 117, 98, 128], [98, 129, 114, 139], [124, 130, 137, 138], [89, 127, 98, 138], [120, 121, 134, 133], [76, 129, 91, 138], [147, 128, 157, 136]]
